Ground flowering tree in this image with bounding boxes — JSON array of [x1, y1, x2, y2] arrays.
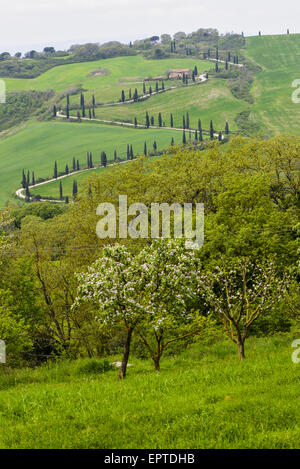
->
[[135, 240, 214, 371], [199, 259, 290, 359], [74, 244, 145, 379], [74, 240, 207, 377]]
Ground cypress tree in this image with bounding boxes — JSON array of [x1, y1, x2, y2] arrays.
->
[[186, 112, 190, 129], [225, 59, 228, 70], [89, 108, 92, 119], [77, 111, 81, 121], [171, 41, 173, 53], [129, 88, 132, 99], [173, 40, 176, 52], [228, 52, 231, 62], [73, 180, 78, 198], [130, 145, 134, 159], [67, 94, 70, 107], [145, 112, 150, 128], [143, 82, 146, 95], [161, 80, 165, 90], [194, 65, 198, 76], [182, 131, 186, 144], [73, 157, 76, 171], [22, 169, 26, 188], [66, 103, 70, 119], [171, 137, 174, 146], [114, 150, 117, 162], [32, 171, 35, 186], [199, 128, 203, 142], [153, 141, 157, 152], [26, 170, 29, 188], [192, 70, 195, 82], [127, 144, 130, 160], [90, 152, 93, 168], [53, 105, 57, 117], [77, 160, 80, 171], [87, 152, 90, 169], [92, 95, 95, 107], [170, 113, 173, 127], [103, 152, 107, 167], [150, 116, 154, 126], [134, 117, 137, 127], [121, 90, 125, 102], [198, 118, 202, 131], [216, 47, 219, 61], [149, 86, 152, 95], [65, 164, 69, 175], [65, 196, 69, 204], [59, 180, 63, 200], [144, 142, 147, 156], [182, 115, 186, 129], [25, 185, 30, 199], [218, 132, 222, 142], [215, 62, 219, 72], [133, 88, 138, 102], [195, 130, 198, 140], [225, 121, 229, 135], [158, 112, 162, 127], [210, 120, 214, 139], [81, 93, 85, 117], [156, 81, 159, 93], [182, 73, 185, 84], [54, 161, 58, 179]]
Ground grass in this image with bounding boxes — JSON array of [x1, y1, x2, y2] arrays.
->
[[0, 332, 300, 448], [245, 34, 300, 135], [84, 77, 248, 132], [0, 120, 185, 205], [2, 56, 209, 98]]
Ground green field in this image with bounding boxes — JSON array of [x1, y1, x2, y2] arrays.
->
[[86, 78, 247, 131], [2, 56, 209, 102], [0, 121, 184, 205], [0, 333, 300, 449], [245, 34, 300, 134], [1, 34, 300, 206]]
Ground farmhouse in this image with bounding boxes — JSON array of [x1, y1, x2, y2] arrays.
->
[[167, 68, 192, 79]]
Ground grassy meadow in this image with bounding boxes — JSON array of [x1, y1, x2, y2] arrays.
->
[[0, 120, 185, 205], [0, 332, 299, 449], [245, 34, 300, 134], [2, 56, 209, 98]]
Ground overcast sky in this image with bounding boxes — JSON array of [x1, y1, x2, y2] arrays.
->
[[2, 0, 300, 54]]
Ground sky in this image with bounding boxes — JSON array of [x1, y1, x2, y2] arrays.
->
[[2, 0, 300, 54]]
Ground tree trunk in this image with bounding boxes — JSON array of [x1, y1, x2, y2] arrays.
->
[[238, 341, 245, 360], [118, 327, 133, 380], [153, 356, 160, 371]]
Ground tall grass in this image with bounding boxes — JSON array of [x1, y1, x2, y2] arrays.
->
[[0, 332, 299, 449]]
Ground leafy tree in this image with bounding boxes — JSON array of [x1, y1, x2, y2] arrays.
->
[[199, 259, 290, 359]]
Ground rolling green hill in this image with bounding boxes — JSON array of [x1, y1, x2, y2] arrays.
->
[[0, 121, 184, 205], [3, 56, 209, 99], [245, 34, 300, 134], [0, 34, 299, 207]]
